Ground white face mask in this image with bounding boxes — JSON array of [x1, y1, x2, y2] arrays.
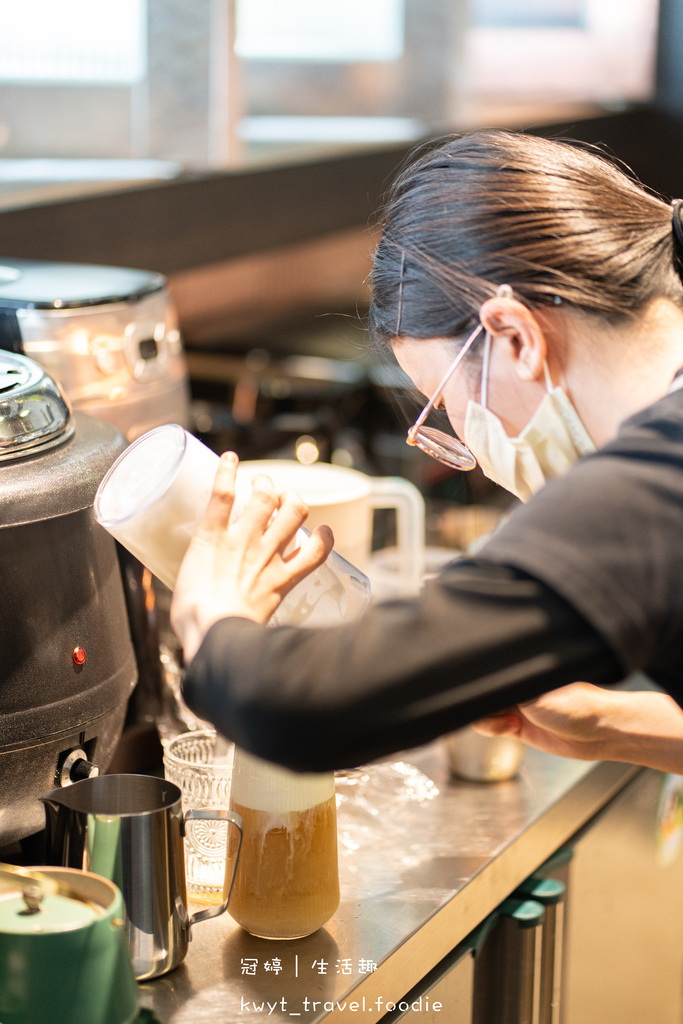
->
[[463, 331, 595, 502]]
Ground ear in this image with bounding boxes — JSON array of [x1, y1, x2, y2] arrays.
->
[[479, 296, 548, 382]]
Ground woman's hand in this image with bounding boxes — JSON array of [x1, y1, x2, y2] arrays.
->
[[473, 683, 612, 761], [473, 682, 683, 773], [170, 451, 334, 663]]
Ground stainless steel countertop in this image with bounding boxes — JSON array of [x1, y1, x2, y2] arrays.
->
[[138, 743, 640, 1024]]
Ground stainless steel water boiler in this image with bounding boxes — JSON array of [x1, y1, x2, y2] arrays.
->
[[0, 259, 190, 442], [0, 351, 137, 848]]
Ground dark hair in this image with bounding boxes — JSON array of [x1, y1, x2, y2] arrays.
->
[[368, 129, 683, 347]]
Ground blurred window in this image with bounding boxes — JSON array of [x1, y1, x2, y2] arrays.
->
[[471, 0, 585, 28], [235, 0, 405, 62], [467, 0, 659, 110], [0, 0, 146, 83], [0, 0, 661, 202]]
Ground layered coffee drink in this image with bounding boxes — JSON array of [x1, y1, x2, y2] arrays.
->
[[224, 748, 339, 940]]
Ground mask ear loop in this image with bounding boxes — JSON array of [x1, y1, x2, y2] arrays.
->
[[542, 361, 554, 392]]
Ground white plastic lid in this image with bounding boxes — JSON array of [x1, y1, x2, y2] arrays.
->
[[94, 422, 187, 527]]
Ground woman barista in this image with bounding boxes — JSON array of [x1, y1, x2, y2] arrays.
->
[[171, 128, 683, 774]]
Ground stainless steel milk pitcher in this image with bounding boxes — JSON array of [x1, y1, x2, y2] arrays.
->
[[41, 774, 242, 979]]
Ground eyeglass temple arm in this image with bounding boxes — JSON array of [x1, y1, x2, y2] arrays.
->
[[410, 323, 484, 433]]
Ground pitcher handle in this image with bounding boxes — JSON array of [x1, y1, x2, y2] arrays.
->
[[368, 476, 425, 597], [181, 809, 243, 933]]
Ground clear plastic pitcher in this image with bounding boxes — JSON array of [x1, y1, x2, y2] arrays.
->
[[94, 423, 371, 627]]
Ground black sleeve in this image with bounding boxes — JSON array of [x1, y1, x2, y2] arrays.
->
[[475, 389, 683, 688], [182, 560, 621, 772]]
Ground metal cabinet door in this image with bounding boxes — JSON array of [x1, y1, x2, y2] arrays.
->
[[382, 949, 474, 1024], [563, 768, 683, 1024]]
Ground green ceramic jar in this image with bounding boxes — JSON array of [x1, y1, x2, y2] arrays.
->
[[0, 866, 138, 1024]]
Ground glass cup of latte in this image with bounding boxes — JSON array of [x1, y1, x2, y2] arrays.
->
[[224, 747, 340, 940]]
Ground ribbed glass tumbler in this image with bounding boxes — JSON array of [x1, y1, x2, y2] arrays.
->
[[163, 730, 235, 904]]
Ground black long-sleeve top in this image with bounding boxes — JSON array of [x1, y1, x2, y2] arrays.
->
[[183, 386, 683, 772]]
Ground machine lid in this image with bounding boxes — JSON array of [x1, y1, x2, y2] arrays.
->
[[0, 865, 105, 934], [0, 408, 127, 524], [0, 258, 165, 309], [0, 892, 99, 934], [0, 350, 74, 461]]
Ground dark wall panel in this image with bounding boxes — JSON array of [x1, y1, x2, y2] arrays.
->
[[656, 0, 683, 119], [531, 108, 683, 201], [2, 109, 683, 276], [0, 146, 412, 274]]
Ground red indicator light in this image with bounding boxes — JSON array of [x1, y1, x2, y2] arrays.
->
[[72, 646, 86, 666]]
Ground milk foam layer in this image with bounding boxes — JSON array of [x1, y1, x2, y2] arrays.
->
[[231, 748, 334, 814]]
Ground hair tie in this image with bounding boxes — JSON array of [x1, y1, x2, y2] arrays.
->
[[672, 201, 683, 282], [672, 199, 683, 252]]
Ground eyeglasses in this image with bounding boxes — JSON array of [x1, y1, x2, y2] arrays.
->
[[406, 321, 483, 470]]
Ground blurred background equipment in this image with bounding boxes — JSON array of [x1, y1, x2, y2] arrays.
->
[[0, 258, 193, 770], [0, 258, 190, 441]]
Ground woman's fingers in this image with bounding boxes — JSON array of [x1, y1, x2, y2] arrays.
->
[[199, 452, 239, 534], [279, 524, 334, 591], [236, 474, 280, 537], [197, 457, 333, 601], [472, 712, 522, 737], [263, 489, 310, 553]]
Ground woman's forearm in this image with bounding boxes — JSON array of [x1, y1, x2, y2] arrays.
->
[[602, 690, 683, 773], [181, 562, 622, 772], [479, 684, 683, 772]]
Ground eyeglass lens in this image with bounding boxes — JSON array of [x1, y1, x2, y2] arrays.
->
[[408, 426, 477, 470]]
